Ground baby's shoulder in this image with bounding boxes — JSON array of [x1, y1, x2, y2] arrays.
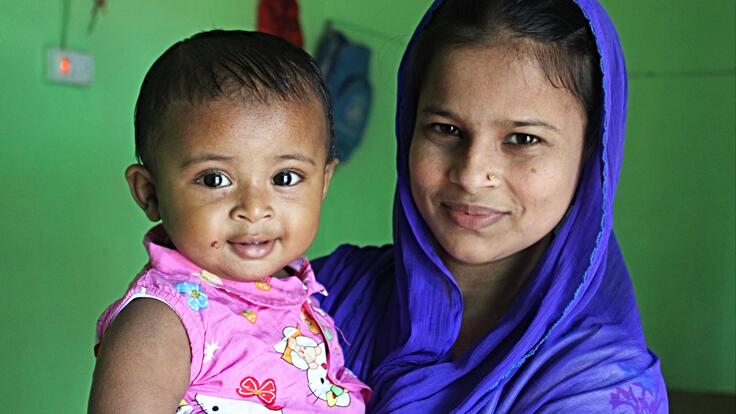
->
[[94, 267, 222, 337]]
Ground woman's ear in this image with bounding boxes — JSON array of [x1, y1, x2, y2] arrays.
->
[[321, 159, 339, 200], [125, 164, 161, 222]]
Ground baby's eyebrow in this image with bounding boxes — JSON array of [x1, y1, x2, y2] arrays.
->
[[180, 154, 233, 168], [278, 153, 316, 166]]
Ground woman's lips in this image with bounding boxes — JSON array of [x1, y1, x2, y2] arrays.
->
[[442, 202, 507, 230], [227, 237, 275, 259]]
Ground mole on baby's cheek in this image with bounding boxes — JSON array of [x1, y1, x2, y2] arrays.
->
[[211, 241, 220, 249], [530, 168, 537, 174]]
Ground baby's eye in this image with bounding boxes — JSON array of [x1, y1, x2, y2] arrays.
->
[[197, 172, 232, 188], [272, 171, 303, 187], [431, 123, 461, 136], [505, 133, 541, 146]]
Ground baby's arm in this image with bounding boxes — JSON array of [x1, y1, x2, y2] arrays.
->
[[88, 298, 190, 414]]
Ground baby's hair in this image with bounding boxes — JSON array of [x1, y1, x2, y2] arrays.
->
[[134, 30, 335, 170]]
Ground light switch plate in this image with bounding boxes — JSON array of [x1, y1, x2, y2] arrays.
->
[[47, 48, 94, 85]]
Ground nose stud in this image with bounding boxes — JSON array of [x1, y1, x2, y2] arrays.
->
[[487, 174, 496, 182]]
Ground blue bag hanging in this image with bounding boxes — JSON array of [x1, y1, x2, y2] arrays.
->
[[316, 26, 372, 162]]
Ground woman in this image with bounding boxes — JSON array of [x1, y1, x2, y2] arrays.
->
[[313, 0, 668, 412]]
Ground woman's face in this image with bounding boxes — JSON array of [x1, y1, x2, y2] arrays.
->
[[409, 45, 587, 274]]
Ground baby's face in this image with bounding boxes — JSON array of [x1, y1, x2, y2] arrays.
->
[[150, 98, 334, 281]]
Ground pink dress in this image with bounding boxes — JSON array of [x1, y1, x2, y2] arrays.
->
[[96, 227, 370, 414]]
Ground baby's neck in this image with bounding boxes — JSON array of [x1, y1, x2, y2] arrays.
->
[[271, 267, 292, 279]]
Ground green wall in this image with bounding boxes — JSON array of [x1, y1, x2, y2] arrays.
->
[[603, 0, 736, 394], [0, 1, 265, 411], [0, 1, 732, 412]]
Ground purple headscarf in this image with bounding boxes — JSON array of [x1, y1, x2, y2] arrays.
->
[[313, 0, 668, 412]]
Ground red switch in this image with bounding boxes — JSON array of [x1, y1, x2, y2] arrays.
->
[[59, 56, 71, 75], [47, 48, 94, 85]]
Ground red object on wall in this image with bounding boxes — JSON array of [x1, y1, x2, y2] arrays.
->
[[257, 0, 303, 48]]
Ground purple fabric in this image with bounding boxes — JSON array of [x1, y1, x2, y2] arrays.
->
[[313, 0, 668, 412]]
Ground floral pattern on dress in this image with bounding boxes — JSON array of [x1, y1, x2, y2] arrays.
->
[[175, 281, 208, 311]]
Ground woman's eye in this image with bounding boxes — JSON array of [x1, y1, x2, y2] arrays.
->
[[431, 123, 461, 136], [198, 172, 231, 188], [272, 171, 303, 187], [506, 133, 541, 146]]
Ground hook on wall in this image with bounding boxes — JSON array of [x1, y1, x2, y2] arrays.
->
[[87, 0, 107, 34]]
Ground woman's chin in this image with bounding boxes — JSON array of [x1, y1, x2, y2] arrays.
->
[[438, 242, 506, 268]]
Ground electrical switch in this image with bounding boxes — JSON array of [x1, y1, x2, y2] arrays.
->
[[47, 48, 94, 86]]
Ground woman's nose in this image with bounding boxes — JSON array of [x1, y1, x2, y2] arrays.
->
[[448, 142, 500, 193], [230, 185, 273, 223]]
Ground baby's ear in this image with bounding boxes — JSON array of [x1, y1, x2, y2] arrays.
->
[[321, 159, 339, 201], [125, 164, 160, 222]]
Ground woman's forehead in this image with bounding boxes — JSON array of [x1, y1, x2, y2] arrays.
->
[[418, 45, 585, 128]]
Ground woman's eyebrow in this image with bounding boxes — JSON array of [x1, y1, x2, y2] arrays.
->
[[503, 119, 561, 133], [420, 105, 561, 133], [179, 154, 234, 168], [418, 105, 458, 119]]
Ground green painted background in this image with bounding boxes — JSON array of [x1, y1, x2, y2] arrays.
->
[[0, 1, 733, 411]]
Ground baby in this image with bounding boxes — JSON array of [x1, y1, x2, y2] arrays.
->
[[88, 30, 369, 414]]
